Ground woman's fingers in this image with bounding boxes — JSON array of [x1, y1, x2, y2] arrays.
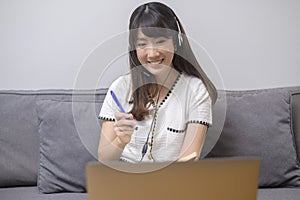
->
[[115, 120, 136, 129], [114, 123, 134, 134], [114, 113, 136, 132], [113, 112, 136, 145], [115, 112, 133, 120], [114, 124, 133, 144]]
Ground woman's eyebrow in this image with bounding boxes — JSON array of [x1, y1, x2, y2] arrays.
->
[[136, 37, 147, 41]]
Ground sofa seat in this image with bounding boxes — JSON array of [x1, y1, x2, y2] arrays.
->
[[2, 187, 300, 200], [258, 188, 300, 200], [0, 187, 87, 200]]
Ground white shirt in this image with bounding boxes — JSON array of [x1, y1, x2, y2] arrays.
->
[[99, 72, 212, 163]]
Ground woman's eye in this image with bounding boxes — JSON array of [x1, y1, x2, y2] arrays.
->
[[137, 43, 146, 48], [156, 40, 166, 44]]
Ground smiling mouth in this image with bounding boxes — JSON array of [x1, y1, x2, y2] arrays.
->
[[148, 58, 164, 64]]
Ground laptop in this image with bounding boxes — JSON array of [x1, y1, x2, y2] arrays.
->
[[86, 158, 259, 200]]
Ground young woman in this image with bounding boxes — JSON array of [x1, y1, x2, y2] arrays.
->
[[98, 2, 217, 163]]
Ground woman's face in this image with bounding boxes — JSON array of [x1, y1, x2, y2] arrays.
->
[[135, 29, 175, 77]]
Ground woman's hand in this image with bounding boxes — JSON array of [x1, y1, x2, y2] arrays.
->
[[114, 113, 136, 146]]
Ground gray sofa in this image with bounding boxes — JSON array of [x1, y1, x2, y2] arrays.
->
[[0, 86, 300, 200]]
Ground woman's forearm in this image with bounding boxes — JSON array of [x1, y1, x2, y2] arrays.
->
[[98, 137, 126, 161]]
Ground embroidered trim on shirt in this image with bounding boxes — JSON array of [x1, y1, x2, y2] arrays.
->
[[187, 120, 209, 127], [120, 157, 132, 163], [149, 72, 182, 135], [145, 72, 182, 158], [157, 72, 182, 109], [98, 116, 115, 121], [167, 127, 185, 133]]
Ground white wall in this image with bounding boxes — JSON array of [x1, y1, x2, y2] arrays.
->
[[1, 0, 299, 90]]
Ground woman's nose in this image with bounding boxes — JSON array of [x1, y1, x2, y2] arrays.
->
[[146, 47, 160, 58]]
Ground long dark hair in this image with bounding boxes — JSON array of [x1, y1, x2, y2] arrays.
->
[[128, 2, 217, 121]]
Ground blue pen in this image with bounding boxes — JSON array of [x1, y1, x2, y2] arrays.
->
[[110, 90, 134, 128], [110, 90, 126, 113]]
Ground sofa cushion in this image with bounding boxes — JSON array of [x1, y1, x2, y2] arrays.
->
[[36, 99, 102, 193], [0, 91, 39, 187], [291, 88, 300, 161], [207, 88, 300, 187], [0, 89, 107, 188]]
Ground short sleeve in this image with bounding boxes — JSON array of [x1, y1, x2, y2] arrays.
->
[[187, 78, 212, 127], [99, 75, 131, 121]]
